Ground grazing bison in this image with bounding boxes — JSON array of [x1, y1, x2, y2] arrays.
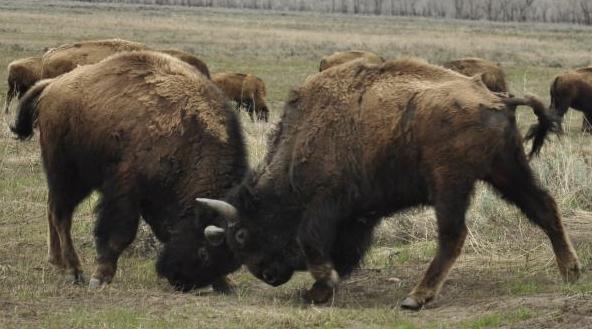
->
[[40, 38, 148, 79], [212, 72, 269, 122], [549, 67, 592, 133], [157, 49, 211, 79], [198, 59, 580, 310], [4, 56, 42, 113], [442, 57, 508, 93], [319, 50, 384, 72], [10, 51, 246, 291]]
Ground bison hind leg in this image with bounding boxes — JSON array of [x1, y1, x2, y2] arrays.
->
[[485, 152, 580, 283]]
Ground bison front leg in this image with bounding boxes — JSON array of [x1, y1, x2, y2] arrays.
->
[[298, 207, 341, 304], [90, 180, 140, 289], [402, 182, 472, 310]]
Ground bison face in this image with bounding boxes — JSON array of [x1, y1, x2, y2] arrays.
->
[[198, 198, 304, 287], [156, 216, 241, 291]]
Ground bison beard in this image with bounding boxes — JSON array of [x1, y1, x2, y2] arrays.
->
[[200, 58, 580, 310], [10, 51, 246, 291]]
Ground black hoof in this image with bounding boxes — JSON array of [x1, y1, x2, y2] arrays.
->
[[400, 297, 423, 311]]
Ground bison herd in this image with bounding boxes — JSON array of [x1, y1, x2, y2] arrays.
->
[[4, 38, 590, 310]]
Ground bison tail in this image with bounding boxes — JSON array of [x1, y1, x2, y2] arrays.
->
[[3, 81, 17, 114], [505, 94, 562, 159], [10, 79, 51, 140]]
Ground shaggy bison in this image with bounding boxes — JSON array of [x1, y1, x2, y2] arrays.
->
[[319, 50, 384, 72], [212, 72, 269, 122], [442, 57, 508, 93], [4, 56, 42, 113], [10, 51, 246, 291], [199, 59, 580, 310], [549, 67, 592, 133]]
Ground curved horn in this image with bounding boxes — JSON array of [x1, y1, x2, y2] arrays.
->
[[204, 225, 226, 246], [196, 198, 238, 219]]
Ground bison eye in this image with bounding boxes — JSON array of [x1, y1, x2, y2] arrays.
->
[[198, 247, 209, 263], [235, 228, 248, 246]]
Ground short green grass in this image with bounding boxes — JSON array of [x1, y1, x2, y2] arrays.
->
[[1, 1, 592, 328]]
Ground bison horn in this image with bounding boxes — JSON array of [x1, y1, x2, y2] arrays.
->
[[196, 198, 238, 220], [204, 225, 226, 246]]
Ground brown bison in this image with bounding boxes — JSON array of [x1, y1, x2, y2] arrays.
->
[[156, 49, 211, 78], [549, 67, 592, 133], [442, 57, 509, 93], [198, 58, 579, 310], [212, 72, 269, 122], [319, 50, 384, 72], [40, 38, 148, 79], [10, 51, 246, 291], [4, 56, 42, 113]]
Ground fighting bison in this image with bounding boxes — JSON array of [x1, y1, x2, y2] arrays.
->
[[549, 67, 592, 133], [10, 51, 246, 291], [4, 56, 42, 113], [442, 57, 508, 93], [212, 72, 269, 122], [319, 50, 384, 72], [198, 59, 580, 310]]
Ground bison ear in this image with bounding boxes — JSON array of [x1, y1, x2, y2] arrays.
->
[[204, 225, 225, 246]]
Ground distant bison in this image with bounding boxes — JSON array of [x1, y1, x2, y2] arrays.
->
[[442, 57, 508, 93], [319, 50, 384, 72], [199, 59, 579, 310], [10, 51, 246, 291], [212, 72, 269, 122], [157, 48, 211, 78], [549, 67, 592, 133], [4, 56, 42, 113]]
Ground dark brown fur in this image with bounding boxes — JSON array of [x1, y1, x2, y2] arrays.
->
[[10, 51, 246, 290], [212, 72, 269, 122], [549, 67, 592, 133], [200, 58, 579, 310], [319, 50, 384, 72], [4, 56, 42, 113], [442, 57, 509, 93]]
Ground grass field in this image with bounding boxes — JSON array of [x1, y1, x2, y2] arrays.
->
[[1, 1, 592, 328]]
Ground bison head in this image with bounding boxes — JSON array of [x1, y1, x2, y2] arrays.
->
[[197, 194, 304, 287], [156, 212, 241, 292]]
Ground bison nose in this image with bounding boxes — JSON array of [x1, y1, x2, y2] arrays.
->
[[262, 268, 278, 285]]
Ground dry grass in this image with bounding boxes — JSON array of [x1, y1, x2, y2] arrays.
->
[[1, 1, 592, 328]]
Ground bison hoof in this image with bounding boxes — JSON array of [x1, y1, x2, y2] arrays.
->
[[88, 277, 108, 290], [400, 296, 423, 311], [68, 271, 85, 285], [563, 262, 582, 284], [212, 277, 236, 294], [302, 281, 334, 304]]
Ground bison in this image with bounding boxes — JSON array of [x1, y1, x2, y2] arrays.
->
[[10, 51, 246, 291], [549, 67, 592, 133], [319, 50, 384, 72], [4, 56, 42, 113], [198, 58, 580, 310], [442, 57, 508, 93], [5, 40, 211, 113], [212, 72, 269, 122], [157, 48, 211, 78]]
